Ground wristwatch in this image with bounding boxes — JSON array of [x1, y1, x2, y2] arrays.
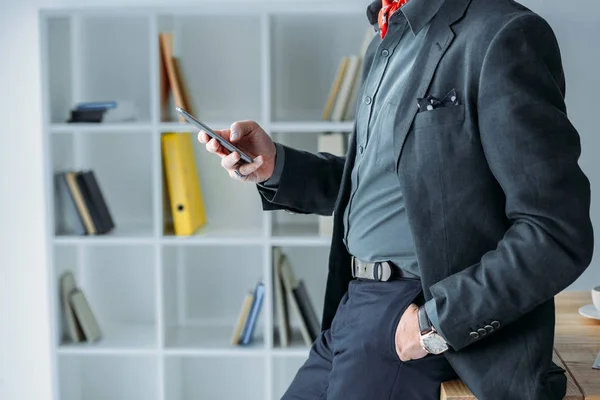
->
[[418, 305, 449, 354]]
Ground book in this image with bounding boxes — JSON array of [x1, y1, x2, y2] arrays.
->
[[161, 132, 207, 236], [64, 171, 96, 235], [55, 172, 85, 235], [58, 271, 103, 344], [231, 291, 254, 346], [69, 289, 102, 343], [159, 32, 193, 122], [75, 170, 115, 234], [343, 28, 376, 121], [56, 170, 115, 236], [60, 271, 84, 343], [293, 281, 320, 341], [279, 254, 313, 346], [330, 55, 361, 122], [68, 100, 138, 123], [239, 282, 265, 346], [273, 247, 291, 347], [322, 57, 349, 121]]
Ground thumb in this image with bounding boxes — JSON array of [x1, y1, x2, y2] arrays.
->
[[230, 120, 259, 142]]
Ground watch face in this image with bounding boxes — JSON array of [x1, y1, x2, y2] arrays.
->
[[423, 334, 449, 354]]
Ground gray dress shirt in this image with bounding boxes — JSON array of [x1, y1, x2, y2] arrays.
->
[[261, 0, 445, 330]]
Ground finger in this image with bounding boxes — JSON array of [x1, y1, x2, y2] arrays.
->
[[197, 131, 210, 144], [236, 155, 264, 176], [221, 151, 241, 170], [206, 138, 229, 158], [229, 120, 260, 142]]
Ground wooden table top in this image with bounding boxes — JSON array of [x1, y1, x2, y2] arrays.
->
[[441, 291, 600, 399]]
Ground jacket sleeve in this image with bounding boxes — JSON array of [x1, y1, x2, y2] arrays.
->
[[425, 13, 593, 351], [256, 142, 346, 216]]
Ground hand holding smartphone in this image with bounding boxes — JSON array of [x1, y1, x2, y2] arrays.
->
[[175, 107, 254, 164]]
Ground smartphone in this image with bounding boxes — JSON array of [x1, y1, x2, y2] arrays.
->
[[175, 107, 254, 164]]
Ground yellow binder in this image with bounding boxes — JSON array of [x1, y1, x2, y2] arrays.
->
[[161, 132, 207, 236]]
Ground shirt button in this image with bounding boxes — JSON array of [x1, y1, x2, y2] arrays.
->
[[364, 96, 372, 105], [358, 145, 364, 154], [381, 49, 390, 57]]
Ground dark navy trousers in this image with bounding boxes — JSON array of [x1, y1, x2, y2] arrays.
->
[[281, 277, 458, 400]]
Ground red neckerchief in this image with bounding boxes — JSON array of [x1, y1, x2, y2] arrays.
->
[[378, 0, 409, 39]]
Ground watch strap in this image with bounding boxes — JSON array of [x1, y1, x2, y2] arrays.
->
[[418, 305, 432, 335]]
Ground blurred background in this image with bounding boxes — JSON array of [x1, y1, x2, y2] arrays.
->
[[1, 0, 599, 399]]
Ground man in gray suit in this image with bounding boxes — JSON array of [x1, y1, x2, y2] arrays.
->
[[198, 0, 593, 398]]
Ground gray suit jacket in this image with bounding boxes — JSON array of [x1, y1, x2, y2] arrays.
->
[[258, 0, 594, 398]]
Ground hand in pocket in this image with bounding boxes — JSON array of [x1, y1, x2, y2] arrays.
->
[[394, 303, 428, 362]]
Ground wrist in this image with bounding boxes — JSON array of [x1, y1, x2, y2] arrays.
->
[[418, 305, 448, 354]]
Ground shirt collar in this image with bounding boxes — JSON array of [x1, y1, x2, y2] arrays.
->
[[366, 0, 445, 36]]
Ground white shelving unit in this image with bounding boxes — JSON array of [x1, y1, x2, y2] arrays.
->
[[40, 3, 369, 399]]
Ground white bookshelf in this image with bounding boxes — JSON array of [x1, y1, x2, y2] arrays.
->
[[40, 3, 368, 400]]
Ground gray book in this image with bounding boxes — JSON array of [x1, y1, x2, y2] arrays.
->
[[69, 289, 102, 343], [60, 271, 84, 343]]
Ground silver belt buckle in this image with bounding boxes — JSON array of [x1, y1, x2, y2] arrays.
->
[[351, 257, 393, 281]]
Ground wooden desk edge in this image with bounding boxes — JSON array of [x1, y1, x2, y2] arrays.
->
[[440, 291, 598, 400]]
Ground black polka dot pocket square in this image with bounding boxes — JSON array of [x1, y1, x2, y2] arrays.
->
[[417, 88, 460, 112]]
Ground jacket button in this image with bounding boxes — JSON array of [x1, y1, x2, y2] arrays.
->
[[484, 325, 494, 333], [477, 328, 487, 336], [491, 321, 500, 329], [469, 331, 479, 340]]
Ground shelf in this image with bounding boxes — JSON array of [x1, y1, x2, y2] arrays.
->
[[59, 354, 159, 400], [270, 12, 368, 122], [77, 15, 152, 123], [54, 222, 155, 244], [270, 121, 354, 133], [52, 132, 155, 235], [271, 246, 328, 349], [158, 121, 241, 133], [165, 356, 266, 400], [58, 323, 156, 354], [161, 226, 265, 245], [165, 325, 265, 352], [53, 245, 157, 351], [43, 5, 371, 400], [162, 245, 266, 350], [49, 122, 153, 133], [157, 14, 263, 122], [160, 131, 264, 235]]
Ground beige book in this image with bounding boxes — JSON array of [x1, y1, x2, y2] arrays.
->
[[322, 57, 349, 121], [342, 28, 377, 121], [69, 289, 102, 343], [231, 292, 254, 345], [65, 172, 96, 235], [159, 32, 189, 122], [330, 56, 361, 122]]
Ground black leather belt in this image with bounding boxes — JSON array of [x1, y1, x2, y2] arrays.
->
[[351, 256, 419, 282]]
